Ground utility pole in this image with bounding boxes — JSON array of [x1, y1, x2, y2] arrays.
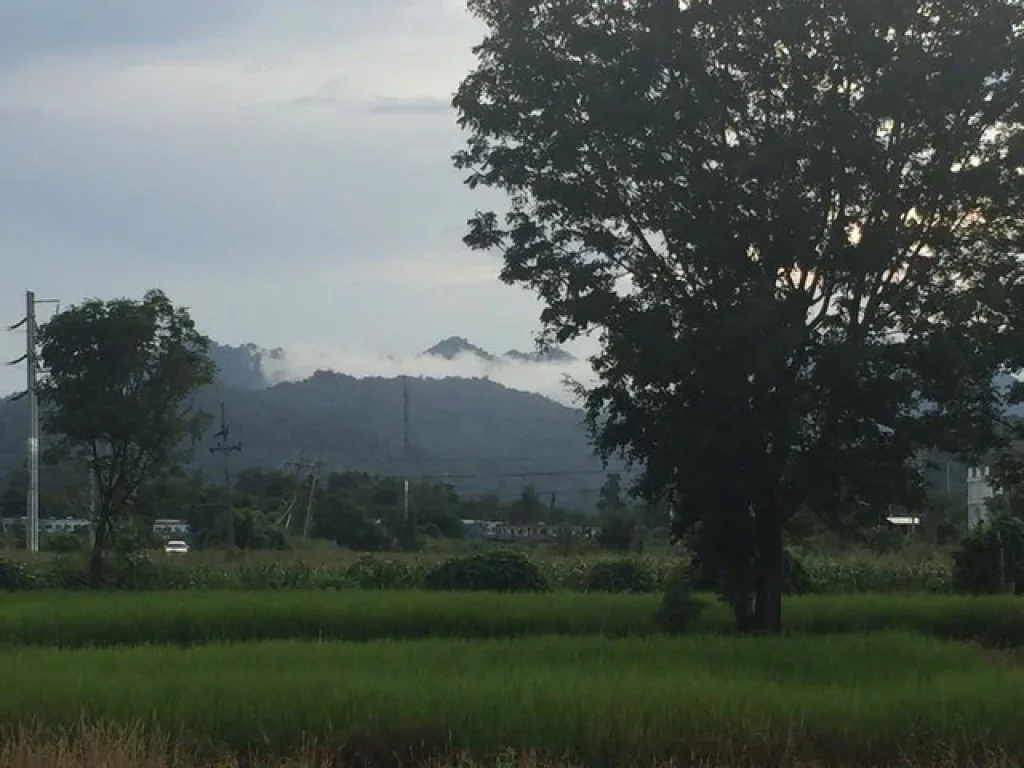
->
[[301, 463, 320, 539], [283, 455, 323, 538], [209, 401, 242, 548], [402, 375, 410, 521], [7, 290, 59, 552]]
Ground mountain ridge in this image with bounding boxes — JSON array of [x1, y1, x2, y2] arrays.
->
[[0, 341, 611, 508]]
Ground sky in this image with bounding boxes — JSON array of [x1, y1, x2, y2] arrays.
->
[[0, 0, 595, 402]]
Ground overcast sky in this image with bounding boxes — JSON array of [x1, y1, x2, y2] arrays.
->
[[0, 0, 594, 400]]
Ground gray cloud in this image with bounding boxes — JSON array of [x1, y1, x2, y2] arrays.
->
[[369, 96, 453, 115], [0, 0, 569, 402], [0, 0, 252, 64]]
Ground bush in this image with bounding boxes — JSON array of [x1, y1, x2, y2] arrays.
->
[[582, 559, 656, 593], [0, 557, 35, 591], [688, 546, 817, 595], [423, 550, 548, 592], [953, 516, 1024, 594], [782, 547, 816, 595], [346, 556, 416, 589], [42, 532, 84, 553], [43, 555, 91, 590], [654, 565, 706, 634]]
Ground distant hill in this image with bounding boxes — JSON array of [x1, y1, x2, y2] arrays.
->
[[4, 339, 1010, 508], [208, 342, 283, 390], [422, 336, 577, 365], [0, 341, 611, 509]]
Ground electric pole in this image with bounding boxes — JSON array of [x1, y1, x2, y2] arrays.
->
[[283, 455, 324, 538], [7, 290, 59, 552], [402, 375, 410, 521], [209, 401, 242, 548]]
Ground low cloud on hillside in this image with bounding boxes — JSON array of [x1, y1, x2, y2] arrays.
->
[[260, 345, 598, 406]]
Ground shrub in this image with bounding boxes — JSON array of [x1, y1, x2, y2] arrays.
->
[[953, 516, 1024, 594], [0, 557, 35, 591], [782, 547, 816, 595], [582, 559, 656, 593], [423, 550, 548, 592], [42, 532, 84, 553], [43, 555, 91, 590], [688, 546, 817, 595], [654, 565, 705, 634], [346, 556, 416, 589]]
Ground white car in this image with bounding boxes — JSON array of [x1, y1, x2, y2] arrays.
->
[[164, 540, 189, 554]]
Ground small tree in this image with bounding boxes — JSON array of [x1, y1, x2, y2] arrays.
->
[[36, 290, 215, 586]]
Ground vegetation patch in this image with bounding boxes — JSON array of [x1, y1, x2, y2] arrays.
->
[[0, 634, 1020, 765]]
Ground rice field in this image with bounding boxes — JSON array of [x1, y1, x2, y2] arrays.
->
[[1, 590, 1022, 765], [1, 590, 1023, 648], [0, 633, 1021, 765]]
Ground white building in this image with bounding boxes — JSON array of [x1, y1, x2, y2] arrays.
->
[[966, 466, 995, 529], [153, 518, 191, 537]]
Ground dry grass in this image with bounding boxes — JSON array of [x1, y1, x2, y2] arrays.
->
[[1, 726, 1023, 768]]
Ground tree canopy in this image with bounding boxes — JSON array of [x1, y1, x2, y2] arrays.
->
[[454, 0, 1024, 631], [36, 289, 215, 585]]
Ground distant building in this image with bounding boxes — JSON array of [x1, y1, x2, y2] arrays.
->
[[967, 466, 995, 529], [457, 520, 597, 542], [42, 517, 91, 533], [1, 516, 91, 533], [153, 518, 191, 537]]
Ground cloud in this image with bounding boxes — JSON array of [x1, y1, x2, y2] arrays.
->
[[0, 0, 553, 403], [369, 96, 452, 115], [261, 345, 598, 406]]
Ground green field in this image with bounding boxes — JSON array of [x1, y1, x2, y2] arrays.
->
[[1, 590, 1023, 765], [1, 590, 1023, 648], [0, 633, 1021, 764]]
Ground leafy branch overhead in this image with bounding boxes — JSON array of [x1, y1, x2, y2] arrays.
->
[[454, 0, 1024, 631]]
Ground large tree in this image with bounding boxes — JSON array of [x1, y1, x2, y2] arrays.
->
[[36, 290, 215, 586], [453, 0, 1024, 631]]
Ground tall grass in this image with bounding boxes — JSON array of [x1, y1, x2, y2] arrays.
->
[[0, 634, 1020, 764], [0, 591, 659, 647], [5, 727, 1019, 768], [1, 591, 1023, 648]]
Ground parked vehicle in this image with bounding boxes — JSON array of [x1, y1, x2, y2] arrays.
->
[[164, 540, 189, 554]]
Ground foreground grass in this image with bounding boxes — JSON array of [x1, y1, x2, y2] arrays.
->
[[2, 728, 1022, 768], [1, 591, 1023, 648], [0, 634, 1020, 764]]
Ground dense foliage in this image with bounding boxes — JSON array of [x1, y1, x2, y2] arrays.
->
[[454, 0, 1024, 633], [35, 290, 215, 586]]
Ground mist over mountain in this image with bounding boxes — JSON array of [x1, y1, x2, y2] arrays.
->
[[0, 338, 612, 509], [4, 339, 1015, 508]]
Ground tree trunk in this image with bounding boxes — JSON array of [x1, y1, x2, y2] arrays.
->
[[754, 504, 784, 634], [88, 517, 108, 589]]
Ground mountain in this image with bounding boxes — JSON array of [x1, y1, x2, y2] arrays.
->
[[208, 342, 282, 390], [0, 341, 611, 509], [422, 337, 495, 362], [422, 336, 577, 365]]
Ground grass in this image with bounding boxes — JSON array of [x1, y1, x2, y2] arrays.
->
[[0, 591, 658, 647], [0, 633, 1021, 764], [6, 729, 1020, 768], [2, 590, 1024, 648]]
